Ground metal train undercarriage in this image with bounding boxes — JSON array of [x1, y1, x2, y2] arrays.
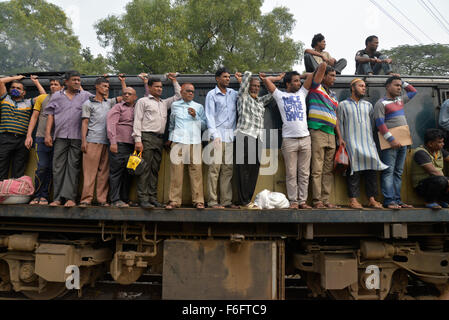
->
[[1, 207, 449, 300]]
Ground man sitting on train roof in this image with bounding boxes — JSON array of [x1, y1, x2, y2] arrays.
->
[[355, 36, 394, 75], [304, 33, 347, 75], [411, 129, 449, 210], [0, 75, 46, 181]]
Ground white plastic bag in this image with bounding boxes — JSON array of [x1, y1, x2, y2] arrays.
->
[[254, 190, 290, 209]]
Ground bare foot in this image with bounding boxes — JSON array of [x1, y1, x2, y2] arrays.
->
[[65, 200, 76, 208], [349, 199, 363, 209], [50, 201, 61, 207], [369, 201, 383, 209]]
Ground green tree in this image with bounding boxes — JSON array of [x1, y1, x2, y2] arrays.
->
[[384, 44, 449, 76], [95, 0, 303, 74], [0, 0, 110, 75]]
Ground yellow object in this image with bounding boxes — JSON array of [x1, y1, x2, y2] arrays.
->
[[127, 151, 143, 173]]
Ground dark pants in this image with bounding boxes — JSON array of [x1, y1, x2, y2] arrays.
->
[[53, 138, 82, 202], [356, 54, 392, 75], [34, 137, 53, 200], [347, 170, 378, 199], [304, 53, 347, 74], [0, 133, 29, 180], [235, 133, 261, 206], [415, 176, 449, 203], [109, 143, 134, 203], [137, 132, 163, 203]]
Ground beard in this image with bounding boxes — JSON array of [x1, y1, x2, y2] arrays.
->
[[354, 90, 365, 99]]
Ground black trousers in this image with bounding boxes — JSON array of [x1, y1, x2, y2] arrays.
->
[[0, 133, 29, 180], [415, 176, 449, 203], [137, 132, 163, 203], [347, 170, 378, 199], [235, 133, 261, 205], [109, 143, 134, 203]]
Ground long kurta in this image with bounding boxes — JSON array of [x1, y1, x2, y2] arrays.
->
[[337, 98, 388, 175]]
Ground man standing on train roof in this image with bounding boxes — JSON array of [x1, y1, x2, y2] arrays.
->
[[166, 83, 207, 210], [79, 77, 123, 207], [233, 71, 274, 209], [355, 36, 394, 75], [0, 74, 46, 181], [304, 33, 347, 74], [374, 75, 417, 209], [133, 73, 181, 209], [45, 71, 94, 208], [306, 63, 344, 209], [25, 77, 64, 205], [107, 83, 137, 208], [261, 63, 326, 210], [337, 78, 388, 209], [205, 67, 239, 209]]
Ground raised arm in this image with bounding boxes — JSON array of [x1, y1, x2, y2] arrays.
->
[[138, 73, 150, 97], [30, 75, 46, 95], [401, 80, 417, 103], [118, 74, 127, 93], [259, 73, 284, 94], [0, 75, 25, 97], [305, 62, 327, 90], [164, 73, 181, 107]]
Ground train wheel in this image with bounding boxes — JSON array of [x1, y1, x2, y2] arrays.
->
[[110, 259, 144, 285], [22, 281, 67, 300]]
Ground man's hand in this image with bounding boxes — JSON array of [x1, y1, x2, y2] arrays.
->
[[30, 75, 39, 83], [118, 73, 126, 82], [234, 72, 242, 83], [135, 142, 144, 153], [339, 139, 346, 149], [383, 58, 393, 64], [188, 107, 196, 118], [45, 135, 53, 147], [258, 73, 266, 81], [389, 140, 402, 149], [110, 144, 118, 154], [213, 137, 222, 148], [138, 73, 149, 83], [102, 74, 110, 80], [167, 73, 178, 82], [164, 140, 172, 152], [81, 141, 88, 153], [25, 136, 33, 150], [275, 73, 286, 82]]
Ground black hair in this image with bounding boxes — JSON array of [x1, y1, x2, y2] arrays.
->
[[325, 66, 335, 75], [365, 35, 378, 46], [49, 77, 64, 86], [385, 75, 401, 87], [10, 80, 24, 89], [64, 70, 81, 80], [95, 77, 109, 86], [283, 71, 300, 86], [148, 77, 162, 87], [425, 128, 445, 144], [311, 33, 325, 48], [215, 67, 231, 78]]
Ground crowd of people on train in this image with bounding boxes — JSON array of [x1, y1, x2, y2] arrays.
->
[[1, 34, 449, 210]]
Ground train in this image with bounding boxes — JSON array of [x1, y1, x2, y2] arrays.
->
[[0, 73, 449, 300]]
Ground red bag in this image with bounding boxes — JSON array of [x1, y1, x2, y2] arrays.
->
[[334, 145, 350, 173]]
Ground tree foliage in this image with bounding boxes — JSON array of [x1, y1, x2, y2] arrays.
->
[[384, 44, 449, 76], [95, 0, 303, 74], [0, 0, 110, 75]]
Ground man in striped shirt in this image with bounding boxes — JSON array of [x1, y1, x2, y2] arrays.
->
[[338, 79, 387, 209], [0, 75, 46, 180], [374, 75, 417, 209], [306, 65, 345, 209]]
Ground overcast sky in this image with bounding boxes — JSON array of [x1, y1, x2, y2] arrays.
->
[[8, 0, 449, 74]]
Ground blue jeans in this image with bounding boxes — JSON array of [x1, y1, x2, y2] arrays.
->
[[356, 54, 392, 75], [380, 146, 407, 206], [34, 137, 53, 200]]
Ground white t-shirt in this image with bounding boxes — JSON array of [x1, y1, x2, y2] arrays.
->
[[273, 87, 310, 138]]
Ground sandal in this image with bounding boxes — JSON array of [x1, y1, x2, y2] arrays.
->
[[29, 198, 40, 205], [195, 203, 205, 210], [349, 200, 363, 209], [399, 203, 414, 209], [244, 202, 261, 210], [211, 204, 225, 209], [313, 202, 326, 209], [79, 202, 90, 208], [325, 203, 341, 209], [426, 202, 442, 210], [369, 201, 383, 209], [49, 200, 61, 207], [225, 204, 241, 209], [165, 202, 180, 210], [387, 204, 401, 210], [99, 202, 110, 207], [39, 198, 49, 205], [289, 202, 299, 209], [65, 200, 77, 208], [299, 203, 312, 209]]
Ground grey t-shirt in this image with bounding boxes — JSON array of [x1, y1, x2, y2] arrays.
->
[[82, 97, 117, 144], [36, 95, 51, 138]]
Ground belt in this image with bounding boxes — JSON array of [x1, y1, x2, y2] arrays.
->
[[1, 132, 25, 138], [146, 132, 164, 139]]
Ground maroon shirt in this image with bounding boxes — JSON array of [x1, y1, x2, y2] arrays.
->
[[45, 90, 93, 140], [107, 101, 135, 145]]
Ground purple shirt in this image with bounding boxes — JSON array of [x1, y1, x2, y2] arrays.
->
[[45, 90, 93, 140], [107, 102, 135, 145]]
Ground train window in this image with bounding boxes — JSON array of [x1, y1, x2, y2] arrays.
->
[[440, 89, 449, 104]]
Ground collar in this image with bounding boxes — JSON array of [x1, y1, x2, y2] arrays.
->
[[89, 96, 107, 103], [214, 86, 228, 96]]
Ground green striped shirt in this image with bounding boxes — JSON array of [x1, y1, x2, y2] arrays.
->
[[0, 94, 34, 135]]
